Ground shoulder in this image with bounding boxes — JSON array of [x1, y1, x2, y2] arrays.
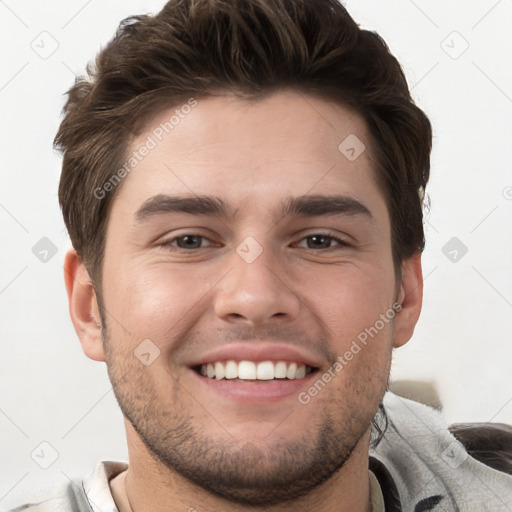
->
[[381, 391, 512, 475], [371, 392, 512, 511], [5, 461, 127, 512], [5, 482, 91, 512]]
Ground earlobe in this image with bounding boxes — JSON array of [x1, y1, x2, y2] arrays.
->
[[393, 252, 423, 348], [64, 249, 105, 362]]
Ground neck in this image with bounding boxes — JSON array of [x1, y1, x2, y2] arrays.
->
[[111, 421, 373, 512]]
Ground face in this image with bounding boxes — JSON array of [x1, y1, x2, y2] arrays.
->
[[95, 90, 409, 505]]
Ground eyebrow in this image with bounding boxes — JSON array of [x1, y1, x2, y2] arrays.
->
[[135, 194, 374, 223]]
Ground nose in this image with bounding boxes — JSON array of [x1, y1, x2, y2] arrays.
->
[[214, 239, 301, 327]]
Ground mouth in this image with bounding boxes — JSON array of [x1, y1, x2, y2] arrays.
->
[[192, 360, 319, 382], [186, 344, 324, 401]]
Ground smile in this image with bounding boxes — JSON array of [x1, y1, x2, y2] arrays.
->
[[195, 360, 316, 381]]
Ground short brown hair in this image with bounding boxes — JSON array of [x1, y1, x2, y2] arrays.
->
[[55, 0, 432, 286]]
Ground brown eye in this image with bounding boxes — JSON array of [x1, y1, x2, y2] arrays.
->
[[296, 233, 350, 250], [306, 235, 334, 249], [160, 234, 214, 251], [175, 235, 204, 249]]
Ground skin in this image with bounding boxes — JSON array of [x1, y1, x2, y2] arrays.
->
[[65, 90, 423, 512]]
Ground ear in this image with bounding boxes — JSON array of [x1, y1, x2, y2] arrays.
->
[[64, 249, 105, 362], [393, 252, 423, 348]]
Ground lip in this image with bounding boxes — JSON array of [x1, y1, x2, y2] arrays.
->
[[187, 342, 324, 369], [189, 366, 319, 402]]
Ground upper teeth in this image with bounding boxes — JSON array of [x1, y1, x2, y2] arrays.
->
[[199, 361, 312, 380]]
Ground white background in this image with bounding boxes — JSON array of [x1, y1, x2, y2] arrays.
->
[[1, 0, 511, 509]]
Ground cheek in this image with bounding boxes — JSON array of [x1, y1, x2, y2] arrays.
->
[[308, 263, 396, 342], [102, 262, 219, 343]]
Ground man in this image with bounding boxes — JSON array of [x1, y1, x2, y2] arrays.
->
[[10, 0, 512, 511]]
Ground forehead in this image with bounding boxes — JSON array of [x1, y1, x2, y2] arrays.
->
[[112, 90, 387, 223]]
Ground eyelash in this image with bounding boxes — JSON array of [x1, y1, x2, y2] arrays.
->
[[159, 232, 351, 252]]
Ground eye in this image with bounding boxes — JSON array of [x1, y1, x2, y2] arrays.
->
[[160, 234, 215, 251], [158, 232, 350, 252], [295, 233, 351, 250]]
